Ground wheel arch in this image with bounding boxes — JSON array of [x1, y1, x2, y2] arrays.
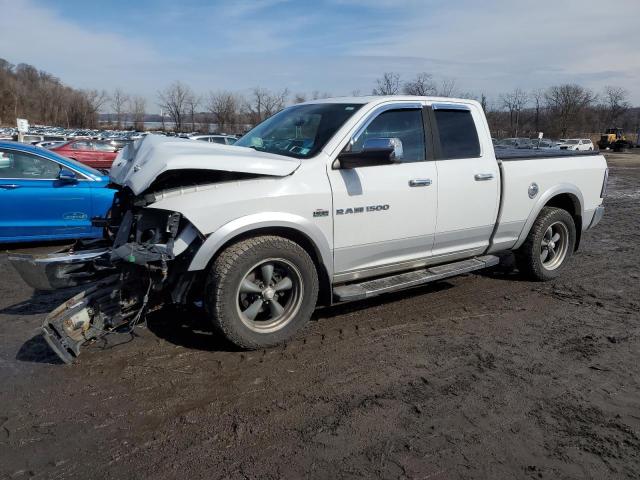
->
[[188, 213, 333, 306], [514, 185, 584, 251]]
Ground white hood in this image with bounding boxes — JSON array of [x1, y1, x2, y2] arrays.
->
[[109, 135, 301, 195]]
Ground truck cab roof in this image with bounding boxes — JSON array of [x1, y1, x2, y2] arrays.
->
[[299, 95, 480, 107]]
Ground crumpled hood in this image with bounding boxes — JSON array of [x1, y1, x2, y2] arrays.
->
[[109, 135, 301, 195]]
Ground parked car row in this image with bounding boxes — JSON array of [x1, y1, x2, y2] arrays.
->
[[0, 126, 149, 143], [557, 139, 595, 151]]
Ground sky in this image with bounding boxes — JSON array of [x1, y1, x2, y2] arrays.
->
[[1, 0, 639, 112]]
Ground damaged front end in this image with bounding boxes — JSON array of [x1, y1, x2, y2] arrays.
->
[[10, 189, 204, 363]]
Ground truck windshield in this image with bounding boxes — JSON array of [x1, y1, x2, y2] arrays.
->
[[235, 103, 363, 159]]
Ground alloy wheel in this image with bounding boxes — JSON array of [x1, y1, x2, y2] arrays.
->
[[540, 221, 569, 270], [235, 258, 303, 333]]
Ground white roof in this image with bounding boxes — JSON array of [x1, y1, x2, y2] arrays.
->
[[299, 95, 476, 106]]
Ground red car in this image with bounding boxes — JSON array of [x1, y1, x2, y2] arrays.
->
[[50, 140, 118, 170]]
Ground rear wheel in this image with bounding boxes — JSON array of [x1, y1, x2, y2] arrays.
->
[[205, 235, 319, 349], [516, 207, 576, 281]]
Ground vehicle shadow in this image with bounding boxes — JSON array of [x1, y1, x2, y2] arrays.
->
[[477, 252, 531, 282], [0, 286, 83, 315], [15, 334, 65, 365], [146, 306, 241, 353], [146, 281, 456, 353]]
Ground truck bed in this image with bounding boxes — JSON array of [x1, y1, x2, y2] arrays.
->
[[495, 149, 600, 160]]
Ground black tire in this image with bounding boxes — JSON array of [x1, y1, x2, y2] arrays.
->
[[205, 235, 319, 349], [516, 207, 576, 281]]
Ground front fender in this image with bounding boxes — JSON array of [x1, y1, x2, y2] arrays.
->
[[188, 212, 333, 278], [513, 183, 584, 250]]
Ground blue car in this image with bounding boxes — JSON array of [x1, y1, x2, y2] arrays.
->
[[0, 141, 116, 243]]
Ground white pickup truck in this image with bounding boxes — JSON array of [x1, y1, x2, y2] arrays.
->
[[10, 96, 608, 363]]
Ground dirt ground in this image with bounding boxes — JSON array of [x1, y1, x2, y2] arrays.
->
[[1, 153, 639, 480]]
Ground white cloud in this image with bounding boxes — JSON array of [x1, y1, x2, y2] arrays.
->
[[1, 0, 639, 110], [0, 0, 165, 99], [346, 0, 640, 101]]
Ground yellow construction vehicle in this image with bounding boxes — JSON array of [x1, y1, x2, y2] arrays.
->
[[598, 128, 631, 151]]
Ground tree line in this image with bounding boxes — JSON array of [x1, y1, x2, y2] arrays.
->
[[157, 73, 638, 139], [0, 58, 107, 128], [0, 58, 146, 130], [1, 58, 638, 140], [489, 84, 637, 139]]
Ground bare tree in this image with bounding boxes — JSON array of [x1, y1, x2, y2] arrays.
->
[[157, 81, 193, 132], [130, 96, 146, 131], [81, 89, 108, 128], [293, 93, 307, 104], [601, 86, 631, 126], [530, 88, 545, 133], [438, 78, 457, 97], [403, 72, 437, 96], [111, 88, 129, 129], [245, 87, 288, 124], [311, 90, 331, 100], [500, 88, 529, 136], [186, 92, 200, 132], [372, 72, 401, 95], [545, 84, 597, 137], [207, 90, 241, 132], [480, 93, 488, 112]]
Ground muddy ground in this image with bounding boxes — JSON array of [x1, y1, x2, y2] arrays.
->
[[1, 154, 639, 480]]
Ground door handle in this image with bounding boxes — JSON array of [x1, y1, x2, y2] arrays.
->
[[408, 179, 432, 187], [0, 184, 20, 190], [474, 173, 494, 181]]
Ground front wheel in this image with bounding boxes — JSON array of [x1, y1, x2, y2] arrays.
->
[[205, 235, 319, 349], [516, 207, 576, 281]]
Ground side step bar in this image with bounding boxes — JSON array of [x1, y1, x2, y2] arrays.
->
[[333, 255, 500, 302]]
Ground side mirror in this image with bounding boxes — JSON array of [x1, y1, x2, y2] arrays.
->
[[335, 137, 403, 169], [58, 169, 77, 183]]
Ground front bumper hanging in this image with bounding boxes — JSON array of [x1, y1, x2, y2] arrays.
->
[[9, 245, 114, 291]]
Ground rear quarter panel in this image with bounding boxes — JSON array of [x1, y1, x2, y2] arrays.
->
[[490, 154, 607, 252]]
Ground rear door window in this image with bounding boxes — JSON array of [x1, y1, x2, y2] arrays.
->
[[433, 109, 480, 159]]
